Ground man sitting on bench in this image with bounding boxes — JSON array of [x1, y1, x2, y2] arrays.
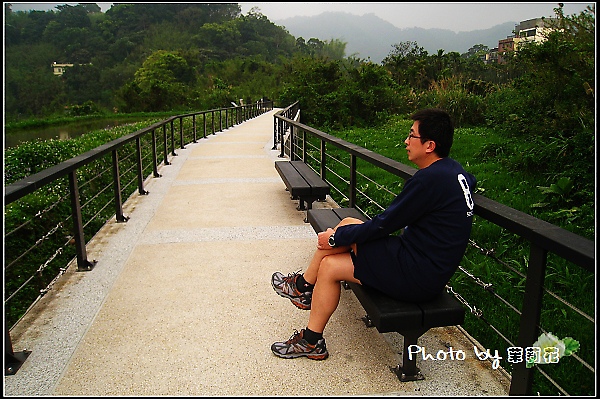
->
[[270, 108, 477, 360]]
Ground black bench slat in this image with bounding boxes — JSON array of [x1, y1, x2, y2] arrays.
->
[[346, 282, 423, 331], [275, 161, 311, 197], [275, 161, 330, 211], [307, 208, 367, 232], [306, 207, 465, 382], [420, 291, 465, 328], [332, 207, 367, 221], [307, 208, 344, 232], [290, 161, 329, 197]]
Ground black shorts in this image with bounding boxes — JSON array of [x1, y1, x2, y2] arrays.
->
[[350, 236, 440, 302]]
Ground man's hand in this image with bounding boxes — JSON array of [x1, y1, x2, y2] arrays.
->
[[317, 228, 335, 250]]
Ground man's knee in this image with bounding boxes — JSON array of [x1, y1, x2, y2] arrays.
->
[[318, 253, 353, 281]]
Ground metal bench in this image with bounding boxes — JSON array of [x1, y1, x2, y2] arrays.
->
[[275, 161, 330, 211], [307, 207, 466, 382]]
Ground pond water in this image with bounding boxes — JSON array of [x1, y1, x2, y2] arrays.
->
[[3, 118, 153, 149]]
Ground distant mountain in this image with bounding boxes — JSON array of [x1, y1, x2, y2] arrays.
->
[[275, 12, 517, 63]]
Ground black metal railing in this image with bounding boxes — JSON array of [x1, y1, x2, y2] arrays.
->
[[272, 101, 300, 152], [4, 101, 273, 375], [273, 106, 594, 396]]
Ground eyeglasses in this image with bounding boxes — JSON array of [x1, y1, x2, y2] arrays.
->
[[407, 134, 422, 140]]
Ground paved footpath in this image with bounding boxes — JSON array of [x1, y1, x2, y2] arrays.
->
[[5, 109, 509, 396]]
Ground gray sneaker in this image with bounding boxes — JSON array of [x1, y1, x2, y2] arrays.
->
[[271, 329, 329, 360], [271, 271, 312, 310]]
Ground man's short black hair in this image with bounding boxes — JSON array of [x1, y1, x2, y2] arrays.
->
[[411, 108, 454, 158]]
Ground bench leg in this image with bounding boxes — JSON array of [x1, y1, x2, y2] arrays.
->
[[297, 199, 306, 211], [392, 329, 427, 382], [297, 197, 315, 211]]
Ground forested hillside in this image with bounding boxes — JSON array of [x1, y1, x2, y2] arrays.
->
[[4, 3, 346, 119]]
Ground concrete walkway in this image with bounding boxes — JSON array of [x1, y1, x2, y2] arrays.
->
[[5, 109, 510, 396]]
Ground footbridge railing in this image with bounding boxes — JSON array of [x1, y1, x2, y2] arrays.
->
[[4, 100, 273, 375], [273, 106, 594, 396]]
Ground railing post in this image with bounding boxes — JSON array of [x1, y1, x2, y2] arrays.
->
[[302, 129, 307, 162], [211, 110, 215, 135], [279, 119, 285, 158], [135, 137, 148, 195], [151, 129, 160, 177], [192, 115, 197, 143], [219, 109, 223, 131], [272, 117, 278, 150], [509, 244, 548, 395], [112, 150, 127, 223], [320, 140, 326, 181], [179, 117, 184, 149], [170, 120, 177, 156], [203, 112, 207, 139], [278, 118, 284, 149], [69, 170, 95, 271], [349, 154, 357, 208], [162, 124, 170, 165], [5, 326, 30, 375], [289, 125, 295, 161]]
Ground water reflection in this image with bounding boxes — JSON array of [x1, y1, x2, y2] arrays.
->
[[4, 119, 149, 149]]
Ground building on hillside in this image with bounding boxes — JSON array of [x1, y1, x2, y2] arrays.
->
[[497, 36, 516, 64], [485, 47, 499, 64], [515, 17, 556, 44], [496, 17, 556, 64], [51, 62, 74, 76]]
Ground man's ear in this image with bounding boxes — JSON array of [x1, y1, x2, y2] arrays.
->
[[425, 140, 436, 154]]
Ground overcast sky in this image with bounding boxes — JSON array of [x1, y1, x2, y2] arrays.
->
[[8, 2, 594, 32]]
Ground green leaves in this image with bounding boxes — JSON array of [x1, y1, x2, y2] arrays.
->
[[562, 337, 581, 357], [537, 177, 574, 198]]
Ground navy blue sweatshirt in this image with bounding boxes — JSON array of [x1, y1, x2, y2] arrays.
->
[[334, 157, 476, 292]]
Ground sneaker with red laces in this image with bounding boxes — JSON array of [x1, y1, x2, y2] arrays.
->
[[271, 271, 312, 310], [271, 329, 329, 360]]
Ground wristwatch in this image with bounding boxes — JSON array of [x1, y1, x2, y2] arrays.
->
[[328, 233, 336, 248]]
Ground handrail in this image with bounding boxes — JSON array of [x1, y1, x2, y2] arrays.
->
[[273, 107, 594, 396], [4, 101, 273, 375], [5, 103, 271, 206]]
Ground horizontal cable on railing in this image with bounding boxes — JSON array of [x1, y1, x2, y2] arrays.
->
[[5, 233, 71, 305], [457, 265, 523, 316], [454, 248, 595, 386], [328, 184, 348, 204], [469, 239, 594, 323], [5, 191, 69, 239], [325, 166, 349, 187], [445, 285, 483, 319], [120, 162, 138, 180], [5, 214, 67, 272], [457, 266, 595, 376], [78, 159, 112, 191], [355, 170, 398, 199], [79, 179, 114, 211], [354, 203, 370, 218], [455, 324, 513, 381], [83, 195, 116, 230], [355, 188, 386, 213], [122, 172, 138, 192], [534, 366, 569, 396]]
